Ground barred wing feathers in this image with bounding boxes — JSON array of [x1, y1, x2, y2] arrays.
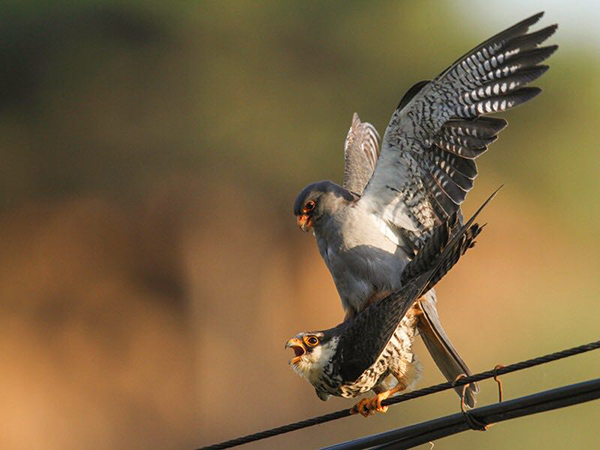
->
[[360, 12, 556, 241], [343, 113, 381, 195]]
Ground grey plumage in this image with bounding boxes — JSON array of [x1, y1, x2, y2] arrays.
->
[[293, 12, 557, 408]]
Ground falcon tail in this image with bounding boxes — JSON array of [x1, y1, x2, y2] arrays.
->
[[417, 294, 479, 407]]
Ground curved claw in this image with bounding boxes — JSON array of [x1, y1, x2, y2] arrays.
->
[[371, 394, 389, 413], [350, 398, 373, 417], [351, 394, 390, 418], [360, 398, 373, 417]]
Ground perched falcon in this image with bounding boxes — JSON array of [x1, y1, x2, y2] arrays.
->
[[287, 193, 492, 416], [293, 13, 557, 407]]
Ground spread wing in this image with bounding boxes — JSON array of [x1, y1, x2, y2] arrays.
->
[[333, 191, 494, 382], [343, 113, 380, 195], [359, 12, 557, 243]]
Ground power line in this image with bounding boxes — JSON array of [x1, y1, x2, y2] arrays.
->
[[197, 340, 600, 450], [325, 377, 600, 450]]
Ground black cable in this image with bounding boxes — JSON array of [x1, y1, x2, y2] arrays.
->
[[197, 339, 600, 450], [325, 378, 600, 450]]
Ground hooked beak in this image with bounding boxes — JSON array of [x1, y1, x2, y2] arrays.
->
[[285, 338, 306, 365], [296, 214, 313, 232]]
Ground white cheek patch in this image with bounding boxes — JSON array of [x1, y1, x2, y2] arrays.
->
[[290, 338, 339, 381], [291, 346, 324, 379]]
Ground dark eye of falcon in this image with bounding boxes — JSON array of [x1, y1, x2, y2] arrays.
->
[[303, 200, 316, 213], [305, 335, 319, 347]]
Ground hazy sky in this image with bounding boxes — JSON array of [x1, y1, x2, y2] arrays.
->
[[460, 0, 600, 49]]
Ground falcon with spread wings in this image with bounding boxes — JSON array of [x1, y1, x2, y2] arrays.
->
[[293, 13, 557, 407]]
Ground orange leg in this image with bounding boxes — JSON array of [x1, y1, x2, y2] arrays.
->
[[350, 379, 408, 418]]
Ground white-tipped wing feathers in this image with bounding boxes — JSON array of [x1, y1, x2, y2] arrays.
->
[[359, 12, 556, 244]]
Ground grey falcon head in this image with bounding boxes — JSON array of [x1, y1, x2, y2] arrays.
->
[[293, 180, 355, 232]]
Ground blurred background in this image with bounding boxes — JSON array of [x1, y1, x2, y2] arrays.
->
[[0, 1, 598, 449]]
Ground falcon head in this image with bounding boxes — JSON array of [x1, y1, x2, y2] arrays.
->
[[285, 331, 339, 379], [293, 181, 355, 232]]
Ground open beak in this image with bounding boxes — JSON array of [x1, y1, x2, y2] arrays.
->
[[285, 338, 306, 365], [296, 215, 313, 232]]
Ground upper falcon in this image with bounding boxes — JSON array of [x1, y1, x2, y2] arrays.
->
[[294, 12, 557, 315]]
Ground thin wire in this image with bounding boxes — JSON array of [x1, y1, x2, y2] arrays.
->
[[197, 339, 600, 450]]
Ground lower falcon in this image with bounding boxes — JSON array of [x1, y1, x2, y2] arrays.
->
[[286, 193, 494, 416]]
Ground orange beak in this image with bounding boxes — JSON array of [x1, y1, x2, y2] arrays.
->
[[297, 214, 313, 232], [285, 338, 306, 365]]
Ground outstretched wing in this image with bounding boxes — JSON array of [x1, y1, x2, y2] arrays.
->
[[334, 190, 495, 382], [343, 113, 380, 195], [359, 12, 557, 243]]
